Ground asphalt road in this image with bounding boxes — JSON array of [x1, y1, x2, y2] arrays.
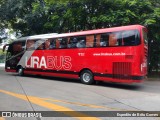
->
[[0, 67, 160, 120]]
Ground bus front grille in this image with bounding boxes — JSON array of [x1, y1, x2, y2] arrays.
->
[[113, 62, 132, 79]]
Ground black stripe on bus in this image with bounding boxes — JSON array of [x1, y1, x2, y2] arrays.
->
[[94, 73, 144, 80], [25, 68, 79, 75]]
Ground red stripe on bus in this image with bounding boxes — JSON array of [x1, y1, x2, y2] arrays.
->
[[24, 70, 79, 79]]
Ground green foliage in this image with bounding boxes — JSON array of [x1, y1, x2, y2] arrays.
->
[[0, 0, 160, 73], [0, 0, 157, 34], [0, 49, 5, 63]]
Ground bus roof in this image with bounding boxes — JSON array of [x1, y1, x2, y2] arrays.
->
[[16, 33, 58, 41], [54, 24, 145, 38], [16, 24, 145, 41]]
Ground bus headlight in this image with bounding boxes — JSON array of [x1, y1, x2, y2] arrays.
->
[[7, 67, 10, 69]]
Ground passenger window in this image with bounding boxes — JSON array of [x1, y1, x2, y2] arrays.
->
[[86, 35, 94, 47], [49, 38, 56, 49], [59, 38, 67, 48], [100, 34, 109, 47], [26, 40, 35, 50], [77, 36, 86, 48], [122, 30, 140, 46], [96, 33, 121, 47], [44, 39, 51, 50], [35, 40, 44, 50], [95, 30, 140, 47], [68, 37, 78, 48], [109, 34, 118, 46]]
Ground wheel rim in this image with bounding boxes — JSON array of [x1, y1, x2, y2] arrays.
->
[[18, 68, 23, 75], [82, 73, 91, 83]]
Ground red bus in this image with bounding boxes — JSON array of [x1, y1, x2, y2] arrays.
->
[[4, 25, 148, 84]]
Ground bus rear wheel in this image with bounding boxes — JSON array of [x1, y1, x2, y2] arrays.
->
[[80, 70, 94, 85], [18, 67, 24, 76]]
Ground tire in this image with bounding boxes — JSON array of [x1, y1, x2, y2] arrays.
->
[[80, 70, 94, 85], [18, 66, 24, 76]]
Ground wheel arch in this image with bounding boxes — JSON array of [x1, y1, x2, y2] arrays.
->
[[79, 68, 94, 77]]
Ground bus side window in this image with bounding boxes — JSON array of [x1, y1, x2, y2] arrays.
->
[[68, 37, 78, 48], [122, 30, 139, 46], [26, 40, 35, 50], [59, 38, 67, 48], [35, 40, 44, 50], [77, 36, 86, 48], [44, 39, 51, 50], [109, 34, 118, 46], [100, 34, 109, 47], [50, 39, 56, 49], [86, 35, 94, 48]]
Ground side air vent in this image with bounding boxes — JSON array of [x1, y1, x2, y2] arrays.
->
[[113, 62, 132, 79]]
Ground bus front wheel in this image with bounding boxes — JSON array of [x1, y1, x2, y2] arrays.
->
[[18, 67, 24, 76], [80, 70, 94, 85]]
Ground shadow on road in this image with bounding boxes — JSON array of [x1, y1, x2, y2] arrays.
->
[[7, 73, 143, 91]]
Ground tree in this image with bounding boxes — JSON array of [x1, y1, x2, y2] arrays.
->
[[0, 0, 159, 34], [1, 0, 160, 73]]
